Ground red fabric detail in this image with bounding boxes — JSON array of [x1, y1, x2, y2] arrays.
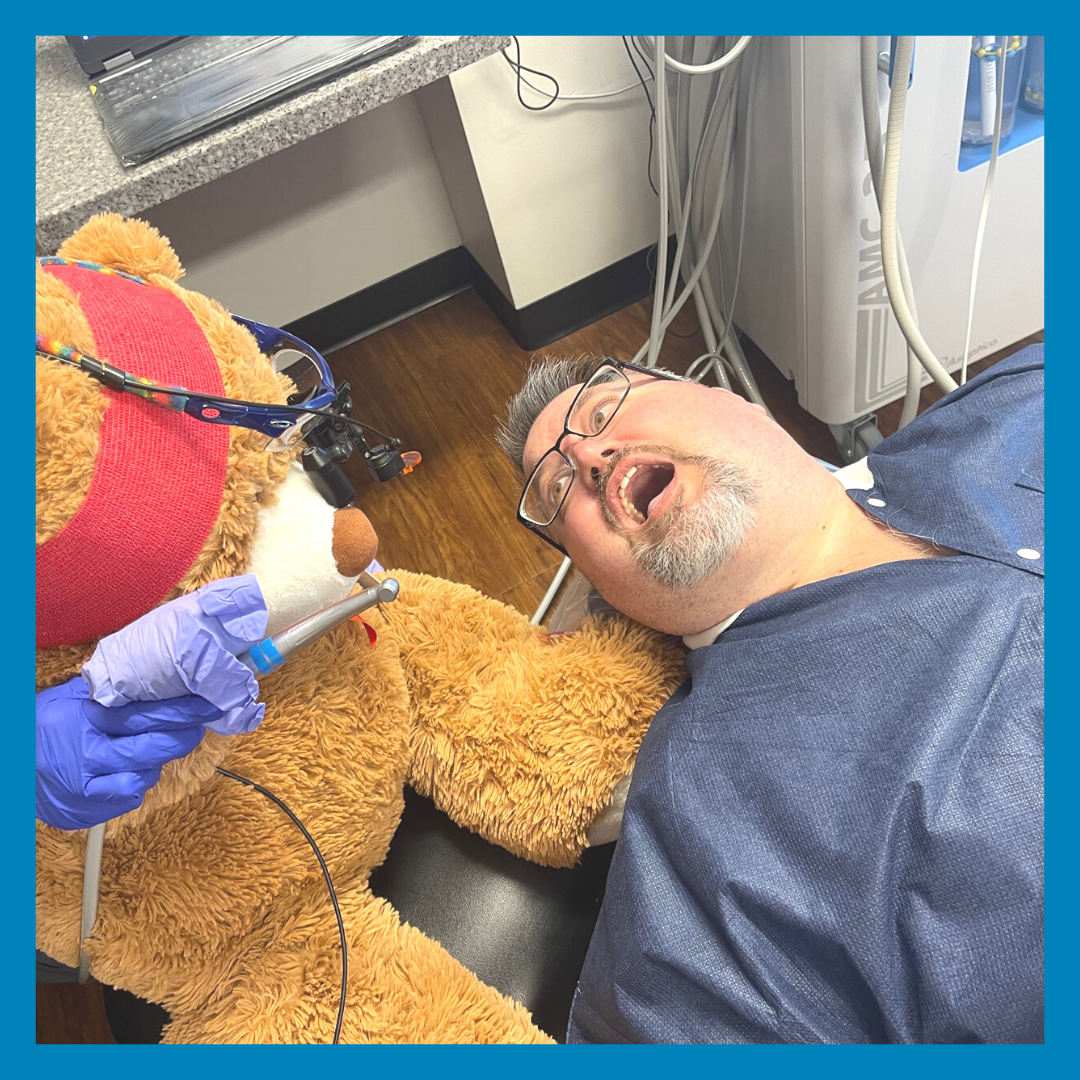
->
[[37, 265, 229, 647], [349, 615, 378, 647]]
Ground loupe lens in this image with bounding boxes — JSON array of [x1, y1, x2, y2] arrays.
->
[[271, 348, 323, 405]]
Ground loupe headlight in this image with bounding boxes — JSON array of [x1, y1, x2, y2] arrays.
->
[[229, 316, 422, 494]]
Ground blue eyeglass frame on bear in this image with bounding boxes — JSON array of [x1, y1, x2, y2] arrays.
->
[[226, 314, 338, 448], [36, 255, 340, 451]]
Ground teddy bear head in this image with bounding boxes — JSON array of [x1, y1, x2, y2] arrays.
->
[[36, 215, 379, 825]]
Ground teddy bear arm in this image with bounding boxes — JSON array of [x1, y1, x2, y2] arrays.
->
[[379, 571, 686, 868]]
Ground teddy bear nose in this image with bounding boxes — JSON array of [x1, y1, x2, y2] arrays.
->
[[332, 507, 378, 578]]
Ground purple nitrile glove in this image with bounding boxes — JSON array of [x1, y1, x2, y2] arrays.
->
[[36, 676, 215, 830], [81, 575, 269, 736]]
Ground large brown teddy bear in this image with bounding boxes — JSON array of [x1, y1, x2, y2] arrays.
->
[[36, 215, 686, 1044]]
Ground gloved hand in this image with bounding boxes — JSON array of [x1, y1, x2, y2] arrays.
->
[[36, 676, 217, 830], [81, 575, 268, 736]]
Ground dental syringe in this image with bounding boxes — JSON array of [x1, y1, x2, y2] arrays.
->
[[77, 576, 399, 984], [238, 577, 400, 676]]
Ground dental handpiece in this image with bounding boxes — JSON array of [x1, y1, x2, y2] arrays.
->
[[239, 578, 400, 676]]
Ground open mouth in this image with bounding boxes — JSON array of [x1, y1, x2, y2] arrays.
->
[[613, 462, 676, 526]]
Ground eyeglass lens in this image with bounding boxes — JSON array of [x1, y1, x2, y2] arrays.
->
[[567, 368, 629, 436], [522, 365, 631, 526]]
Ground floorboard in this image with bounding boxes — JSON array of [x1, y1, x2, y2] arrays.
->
[[36, 983, 115, 1044]]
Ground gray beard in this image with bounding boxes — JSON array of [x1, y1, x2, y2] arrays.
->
[[601, 447, 758, 590]]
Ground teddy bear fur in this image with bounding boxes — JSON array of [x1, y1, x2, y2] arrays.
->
[[36, 216, 687, 1043]]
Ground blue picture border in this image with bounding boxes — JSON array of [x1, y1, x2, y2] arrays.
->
[[20, 1, 1062, 1068]]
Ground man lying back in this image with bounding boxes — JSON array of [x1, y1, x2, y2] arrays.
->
[[498, 346, 1044, 1043]]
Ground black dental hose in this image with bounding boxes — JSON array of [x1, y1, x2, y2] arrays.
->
[[213, 581, 402, 1041], [215, 766, 348, 1045]]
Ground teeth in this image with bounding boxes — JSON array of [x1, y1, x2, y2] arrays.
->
[[617, 466, 647, 524], [622, 496, 646, 524]]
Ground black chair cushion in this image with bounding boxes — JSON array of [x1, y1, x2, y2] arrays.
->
[[369, 786, 615, 1042]]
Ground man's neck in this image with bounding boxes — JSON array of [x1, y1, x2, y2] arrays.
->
[[803, 478, 953, 585], [767, 476, 956, 602], [686, 471, 954, 639]]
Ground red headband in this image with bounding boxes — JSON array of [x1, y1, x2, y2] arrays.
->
[[36, 264, 230, 648]]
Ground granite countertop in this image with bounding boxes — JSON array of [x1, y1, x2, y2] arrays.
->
[[36, 35, 509, 253]]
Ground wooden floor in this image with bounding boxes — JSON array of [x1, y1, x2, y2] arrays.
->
[[36, 286, 1042, 1042]]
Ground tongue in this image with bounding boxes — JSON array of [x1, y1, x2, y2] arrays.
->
[[630, 464, 674, 519]]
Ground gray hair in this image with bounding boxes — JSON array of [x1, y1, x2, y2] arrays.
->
[[495, 356, 684, 474]]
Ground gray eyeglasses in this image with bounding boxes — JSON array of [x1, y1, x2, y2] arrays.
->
[[517, 358, 684, 554]]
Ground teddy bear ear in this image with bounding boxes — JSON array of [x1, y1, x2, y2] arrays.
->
[[56, 213, 184, 283]]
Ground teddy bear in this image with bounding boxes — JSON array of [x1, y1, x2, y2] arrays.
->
[[36, 214, 687, 1043]]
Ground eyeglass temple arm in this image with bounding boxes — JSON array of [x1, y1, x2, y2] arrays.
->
[[614, 358, 685, 381], [40, 338, 307, 436]]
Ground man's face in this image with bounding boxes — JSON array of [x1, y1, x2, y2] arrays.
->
[[522, 373, 765, 628]]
